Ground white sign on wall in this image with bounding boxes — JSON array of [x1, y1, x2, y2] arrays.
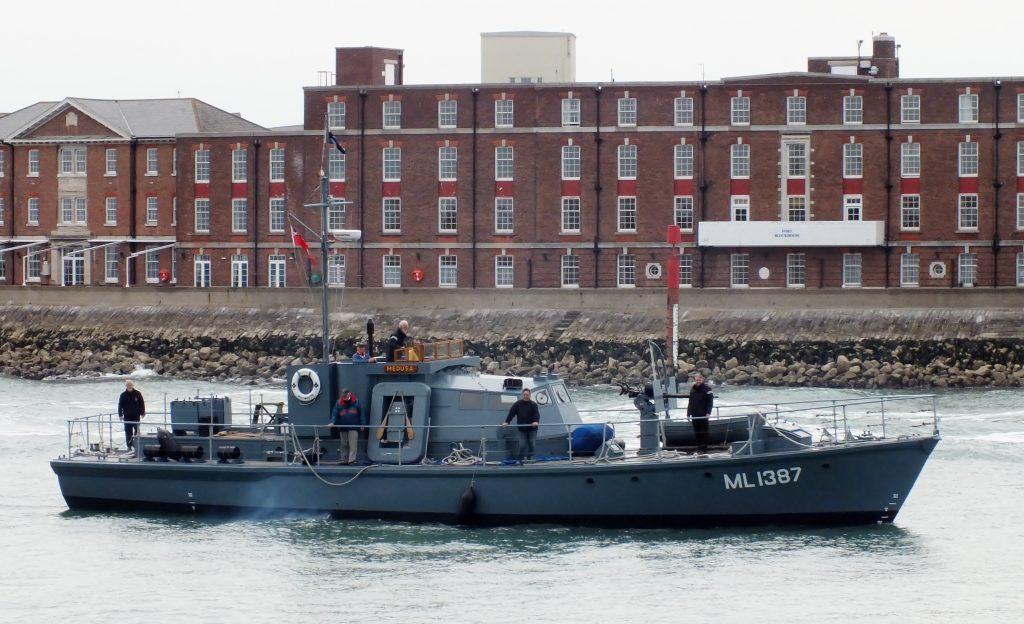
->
[[698, 221, 884, 247]]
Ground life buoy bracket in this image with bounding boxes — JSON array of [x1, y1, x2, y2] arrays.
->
[[290, 368, 321, 403]]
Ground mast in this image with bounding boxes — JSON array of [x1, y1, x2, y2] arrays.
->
[[319, 174, 331, 363]]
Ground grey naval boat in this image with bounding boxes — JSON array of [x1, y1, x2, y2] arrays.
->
[[50, 338, 940, 528], [50, 174, 939, 528]]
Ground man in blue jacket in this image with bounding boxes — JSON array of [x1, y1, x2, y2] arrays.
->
[[329, 389, 365, 464]]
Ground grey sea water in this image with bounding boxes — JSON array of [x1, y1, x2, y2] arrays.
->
[[1, 376, 1021, 623]]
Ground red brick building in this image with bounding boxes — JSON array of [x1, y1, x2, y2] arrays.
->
[[3, 34, 1024, 291]]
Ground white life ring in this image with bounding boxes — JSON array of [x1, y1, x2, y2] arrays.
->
[[290, 368, 321, 403]]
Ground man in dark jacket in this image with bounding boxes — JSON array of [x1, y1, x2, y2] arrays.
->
[[329, 389, 365, 464], [385, 320, 410, 362], [686, 373, 714, 453], [502, 388, 540, 461], [118, 379, 145, 449]]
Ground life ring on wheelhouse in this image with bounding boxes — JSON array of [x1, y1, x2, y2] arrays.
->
[[290, 368, 321, 403]]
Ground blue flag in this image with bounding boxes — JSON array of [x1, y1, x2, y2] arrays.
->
[[327, 131, 346, 154]]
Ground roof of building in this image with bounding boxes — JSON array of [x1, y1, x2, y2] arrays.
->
[[0, 97, 266, 142]]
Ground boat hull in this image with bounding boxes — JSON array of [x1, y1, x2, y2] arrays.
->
[[51, 435, 938, 528]]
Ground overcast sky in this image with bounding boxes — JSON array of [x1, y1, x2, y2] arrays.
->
[[2, 0, 1019, 129]]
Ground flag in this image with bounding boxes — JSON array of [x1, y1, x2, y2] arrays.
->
[[291, 226, 317, 266], [327, 131, 346, 154]]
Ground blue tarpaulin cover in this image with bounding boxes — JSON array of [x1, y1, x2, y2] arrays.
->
[[570, 424, 615, 455]]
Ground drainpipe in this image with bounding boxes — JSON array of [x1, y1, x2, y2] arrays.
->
[[593, 84, 603, 289], [3, 141, 13, 239], [883, 83, 894, 288], [358, 89, 367, 288], [471, 87, 479, 289], [2, 141, 12, 282], [129, 138, 138, 286], [991, 79, 1003, 287], [252, 137, 261, 287], [698, 83, 709, 287]]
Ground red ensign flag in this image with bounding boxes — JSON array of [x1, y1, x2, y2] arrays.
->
[[291, 226, 317, 265]]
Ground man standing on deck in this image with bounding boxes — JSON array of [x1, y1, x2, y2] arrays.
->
[[118, 379, 145, 449], [502, 388, 540, 462], [686, 373, 713, 454]]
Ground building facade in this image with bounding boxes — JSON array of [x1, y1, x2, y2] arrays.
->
[[3, 34, 1024, 291]]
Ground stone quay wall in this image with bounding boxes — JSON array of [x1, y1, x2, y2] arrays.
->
[[2, 287, 1024, 389]]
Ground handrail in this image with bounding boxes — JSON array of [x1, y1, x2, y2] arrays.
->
[[60, 393, 938, 464]]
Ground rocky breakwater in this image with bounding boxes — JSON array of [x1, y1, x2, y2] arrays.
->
[[2, 303, 1024, 389]]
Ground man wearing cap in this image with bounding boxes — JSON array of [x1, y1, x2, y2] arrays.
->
[[351, 343, 375, 363]]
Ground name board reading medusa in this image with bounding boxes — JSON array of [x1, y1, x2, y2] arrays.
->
[[384, 364, 418, 374]]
